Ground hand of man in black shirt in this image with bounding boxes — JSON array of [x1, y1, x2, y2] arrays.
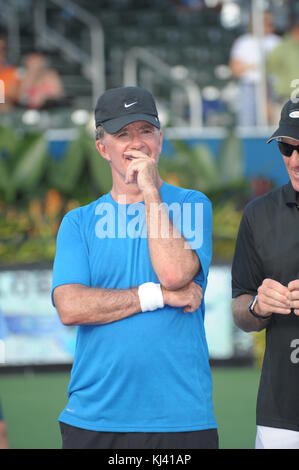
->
[[288, 280, 299, 315], [256, 279, 291, 316]]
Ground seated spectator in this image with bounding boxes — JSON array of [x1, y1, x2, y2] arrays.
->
[[0, 31, 21, 112], [18, 50, 64, 109]]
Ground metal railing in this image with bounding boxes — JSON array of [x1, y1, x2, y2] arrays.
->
[[123, 47, 202, 128], [251, 0, 268, 127], [33, 0, 105, 104], [0, 0, 20, 64]]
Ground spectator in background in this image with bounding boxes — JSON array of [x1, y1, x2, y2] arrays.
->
[[0, 401, 9, 449], [18, 50, 64, 109], [0, 31, 21, 112], [229, 11, 280, 127], [266, 14, 299, 124]]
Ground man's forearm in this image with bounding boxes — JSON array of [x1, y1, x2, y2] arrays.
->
[[54, 280, 202, 326], [232, 294, 271, 333], [54, 284, 141, 326], [144, 188, 200, 290]]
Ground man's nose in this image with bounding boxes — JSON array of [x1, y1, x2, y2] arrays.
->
[[290, 149, 299, 161], [129, 133, 144, 149]]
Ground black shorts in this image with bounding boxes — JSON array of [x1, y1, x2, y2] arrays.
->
[[59, 422, 219, 449]]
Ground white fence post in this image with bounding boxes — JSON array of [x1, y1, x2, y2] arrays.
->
[[0, 80, 5, 104]]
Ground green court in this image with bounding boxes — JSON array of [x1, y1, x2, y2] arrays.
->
[[0, 366, 260, 449]]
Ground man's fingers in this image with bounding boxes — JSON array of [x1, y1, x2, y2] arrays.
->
[[169, 282, 203, 314], [192, 288, 203, 305], [125, 158, 147, 182], [191, 281, 202, 293], [258, 286, 290, 305], [258, 297, 291, 315], [125, 159, 144, 172], [263, 278, 288, 290], [265, 307, 291, 315], [261, 305, 291, 315], [125, 168, 138, 184], [288, 280, 299, 291], [124, 158, 150, 183], [183, 306, 195, 313], [183, 301, 200, 313], [124, 150, 151, 160], [259, 292, 290, 309], [289, 290, 299, 301], [259, 280, 299, 315], [261, 279, 289, 295]]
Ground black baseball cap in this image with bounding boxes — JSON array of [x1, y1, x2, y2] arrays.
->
[[267, 99, 299, 143], [95, 86, 160, 134]]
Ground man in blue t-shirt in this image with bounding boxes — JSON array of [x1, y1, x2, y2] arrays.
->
[[52, 86, 217, 449]]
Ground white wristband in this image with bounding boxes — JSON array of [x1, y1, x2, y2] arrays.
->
[[138, 282, 164, 312]]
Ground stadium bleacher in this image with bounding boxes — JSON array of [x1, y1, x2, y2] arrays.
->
[[1, 0, 245, 120]]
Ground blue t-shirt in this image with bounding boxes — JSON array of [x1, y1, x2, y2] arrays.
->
[[52, 181, 217, 432]]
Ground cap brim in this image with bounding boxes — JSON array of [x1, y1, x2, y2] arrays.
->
[[267, 125, 299, 143], [100, 114, 160, 134]]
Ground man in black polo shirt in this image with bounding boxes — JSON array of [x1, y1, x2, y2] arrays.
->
[[232, 99, 299, 449]]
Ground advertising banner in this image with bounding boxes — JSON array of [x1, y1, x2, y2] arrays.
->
[[0, 266, 252, 366]]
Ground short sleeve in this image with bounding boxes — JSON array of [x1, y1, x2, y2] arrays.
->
[[180, 192, 212, 289], [51, 213, 91, 307], [231, 208, 264, 298], [230, 37, 245, 60]]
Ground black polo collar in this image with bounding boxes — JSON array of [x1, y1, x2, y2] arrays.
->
[[283, 180, 299, 207]]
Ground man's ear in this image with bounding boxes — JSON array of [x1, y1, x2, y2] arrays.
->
[[96, 140, 111, 162], [158, 130, 163, 154]]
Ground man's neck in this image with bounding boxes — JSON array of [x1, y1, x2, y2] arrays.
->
[[110, 178, 163, 204], [110, 185, 144, 204]]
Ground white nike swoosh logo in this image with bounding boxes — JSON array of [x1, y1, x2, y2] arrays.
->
[[124, 101, 138, 108]]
